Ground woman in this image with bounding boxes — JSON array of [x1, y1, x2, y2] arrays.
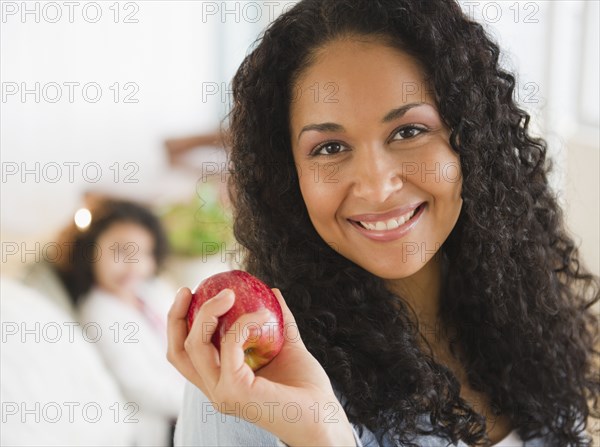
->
[[167, 1, 600, 445]]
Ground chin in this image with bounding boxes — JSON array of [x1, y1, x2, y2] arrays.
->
[[361, 253, 437, 280], [371, 266, 422, 280]]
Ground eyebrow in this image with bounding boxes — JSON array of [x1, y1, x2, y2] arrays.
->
[[297, 103, 424, 142]]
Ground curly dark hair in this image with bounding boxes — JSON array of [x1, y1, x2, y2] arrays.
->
[[55, 197, 170, 305], [225, 0, 600, 445]]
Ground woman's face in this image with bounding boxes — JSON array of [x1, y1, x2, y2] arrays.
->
[[289, 38, 463, 280], [92, 221, 157, 299]]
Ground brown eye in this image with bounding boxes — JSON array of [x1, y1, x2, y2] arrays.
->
[[313, 141, 347, 156], [393, 126, 426, 140]]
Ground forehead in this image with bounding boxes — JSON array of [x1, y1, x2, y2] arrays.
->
[[290, 38, 433, 130]]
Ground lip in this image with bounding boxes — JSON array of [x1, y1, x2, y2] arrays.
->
[[347, 202, 426, 242], [347, 201, 425, 222]]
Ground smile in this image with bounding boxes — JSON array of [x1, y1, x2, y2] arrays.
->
[[356, 206, 417, 230], [347, 202, 426, 241]]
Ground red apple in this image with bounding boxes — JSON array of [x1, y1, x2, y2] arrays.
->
[[187, 270, 284, 371]]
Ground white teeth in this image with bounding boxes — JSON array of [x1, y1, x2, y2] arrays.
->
[[385, 218, 400, 230], [362, 222, 377, 230], [358, 207, 418, 231], [375, 221, 387, 231]]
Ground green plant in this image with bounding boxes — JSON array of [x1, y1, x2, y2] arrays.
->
[[159, 186, 233, 257]]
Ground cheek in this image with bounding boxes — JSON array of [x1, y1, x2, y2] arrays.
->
[[298, 169, 340, 225], [411, 143, 462, 198], [140, 257, 157, 278], [424, 154, 463, 228], [93, 258, 118, 286], [437, 153, 462, 205]]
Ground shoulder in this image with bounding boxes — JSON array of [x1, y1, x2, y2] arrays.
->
[[137, 276, 177, 316]]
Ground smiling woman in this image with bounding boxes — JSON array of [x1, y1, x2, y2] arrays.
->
[[167, 1, 600, 446], [290, 41, 462, 283]]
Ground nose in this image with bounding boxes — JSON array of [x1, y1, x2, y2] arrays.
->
[[349, 145, 404, 203]]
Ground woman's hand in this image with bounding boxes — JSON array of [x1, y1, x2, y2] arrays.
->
[[167, 286, 356, 446]]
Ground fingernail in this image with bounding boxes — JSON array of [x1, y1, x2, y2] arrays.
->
[[175, 287, 186, 300]]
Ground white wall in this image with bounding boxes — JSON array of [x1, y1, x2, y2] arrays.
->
[[1, 0, 274, 238]]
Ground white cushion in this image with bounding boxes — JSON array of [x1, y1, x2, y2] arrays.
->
[[1, 278, 135, 446]]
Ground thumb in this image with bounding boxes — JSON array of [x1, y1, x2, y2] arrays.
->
[[271, 288, 304, 345], [271, 288, 295, 325]]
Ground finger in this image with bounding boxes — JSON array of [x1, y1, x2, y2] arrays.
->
[[271, 288, 304, 345], [271, 288, 296, 325], [218, 308, 272, 389], [186, 288, 236, 390], [167, 287, 202, 382]]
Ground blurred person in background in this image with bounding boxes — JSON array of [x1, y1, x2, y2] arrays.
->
[[54, 197, 184, 447]]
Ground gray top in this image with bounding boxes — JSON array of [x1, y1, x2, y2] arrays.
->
[[174, 381, 554, 446]]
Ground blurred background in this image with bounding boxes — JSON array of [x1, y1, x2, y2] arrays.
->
[[1, 1, 598, 445]]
